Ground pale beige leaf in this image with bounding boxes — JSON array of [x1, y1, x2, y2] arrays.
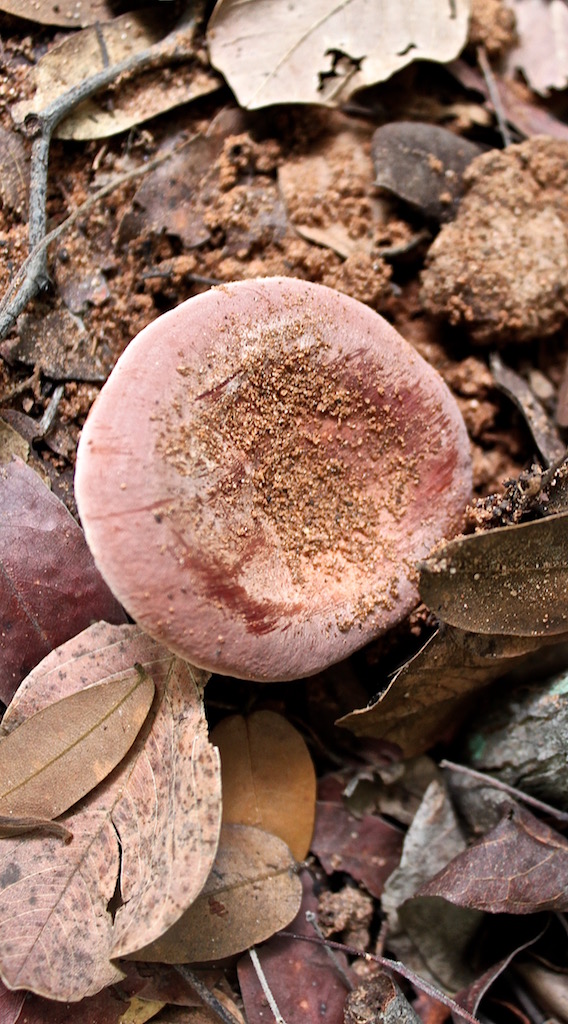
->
[[136, 824, 302, 963], [506, 0, 568, 95], [0, 0, 113, 28], [0, 623, 222, 1001], [211, 711, 315, 860], [207, 0, 471, 109], [12, 13, 219, 141], [0, 666, 154, 820]]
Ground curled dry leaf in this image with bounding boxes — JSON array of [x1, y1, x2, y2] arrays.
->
[[0, 459, 126, 704], [419, 513, 568, 636], [136, 823, 302, 963], [419, 803, 568, 913], [210, 710, 316, 861], [11, 12, 219, 141], [0, 622, 222, 1001], [489, 353, 565, 467], [337, 625, 543, 757], [0, 665, 154, 822], [207, 0, 471, 109]]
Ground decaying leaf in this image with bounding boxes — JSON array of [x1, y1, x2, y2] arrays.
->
[[210, 710, 316, 861], [311, 794, 403, 897], [371, 122, 481, 222], [420, 513, 568, 636], [207, 0, 471, 109], [337, 625, 542, 757], [0, 666, 154, 822], [0, 0, 113, 28], [344, 974, 422, 1024], [382, 779, 483, 992], [0, 459, 126, 704], [11, 12, 219, 141], [136, 824, 302, 963], [0, 623, 222, 1001], [419, 803, 568, 913]]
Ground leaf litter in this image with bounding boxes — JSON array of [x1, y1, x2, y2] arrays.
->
[[3, 2, 568, 1021]]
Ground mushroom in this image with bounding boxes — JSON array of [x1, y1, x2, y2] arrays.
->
[[75, 277, 471, 681]]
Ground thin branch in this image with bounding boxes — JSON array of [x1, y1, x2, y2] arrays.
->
[[477, 45, 513, 148], [248, 948, 287, 1024], [277, 932, 481, 1024], [1, 7, 204, 341], [174, 966, 243, 1024], [440, 759, 568, 825]]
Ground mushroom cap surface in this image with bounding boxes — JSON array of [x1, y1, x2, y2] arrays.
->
[[75, 277, 471, 681]]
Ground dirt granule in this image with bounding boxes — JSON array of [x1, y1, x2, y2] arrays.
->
[[421, 137, 568, 344], [468, 0, 517, 57]]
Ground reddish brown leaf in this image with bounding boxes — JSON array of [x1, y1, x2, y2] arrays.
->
[[419, 804, 568, 913], [238, 870, 351, 1024], [0, 459, 126, 703], [311, 799, 403, 897]]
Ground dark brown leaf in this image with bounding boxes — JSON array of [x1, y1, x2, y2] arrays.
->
[[372, 122, 482, 222], [419, 514, 568, 636], [338, 626, 542, 756], [489, 353, 565, 467], [419, 803, 568, 913], [0, 459, 126, 703]]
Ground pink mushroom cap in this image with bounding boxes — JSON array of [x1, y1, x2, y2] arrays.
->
[[75, 277, 472, 681]]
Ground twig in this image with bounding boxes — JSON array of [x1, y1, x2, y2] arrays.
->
[[0, 143, 184, 341], [477, 45, 512, 148], [305, 910, 354, 991], [174, 966, 243, 1024], [440, 759, 568, 825], [277, 932, 481, 1024], [2, 7, 202, 341], [248, 948, 287, 1024]]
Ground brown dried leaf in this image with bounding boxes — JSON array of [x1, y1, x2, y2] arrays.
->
[[311, 798, 403, 897], [419, 803, 568, 913], [372, 122, 481, 222], [0, 623, 221, 1000], [490, 353, 565, 467], [337, 626, 542, 757], [0, 666, 154, 821], [0, 0, 113, 28], [207, 0, 471, 109], [12, 13, 219, 141], [0, 459, 126, 704], [420, 514, 568, 636], [136, 823, 302, 963], [210, 711, 316, 861]]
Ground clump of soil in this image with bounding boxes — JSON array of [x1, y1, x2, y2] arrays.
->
[[468, 0, 517, 57], [420, 137, 568, 343]]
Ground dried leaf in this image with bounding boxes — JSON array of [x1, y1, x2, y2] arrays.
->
[[505, 0, 568, 95], [419, 803, 568, 913], [12, 13, 219, 141], [338, 626, 542, 757], [207, 0, 471, 109], [0, 126, 28, 219], [0, 459, 126, 704], [0, 0, 113, 28], [311, 798, 403, 897], [419, 513, 568, 636], [345, 974, 422, 1024], [0, 666, 154, 821], [382, 779, 482, 992], [136, 824, 302, 963], [210, 711, 316, 860], [0, 420, 29, 465], [238, 869, 351, 1024], [0, 623, 221, 1001], [371, 122, 481, 222], [490, 353, 565, 466], [1, 302, 107, 382]]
